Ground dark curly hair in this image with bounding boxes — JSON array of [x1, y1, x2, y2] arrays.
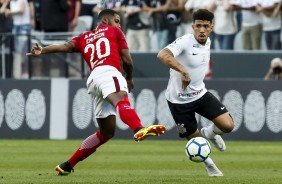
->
[[98, 9, 118, 20], [193, 9, 214, 23]]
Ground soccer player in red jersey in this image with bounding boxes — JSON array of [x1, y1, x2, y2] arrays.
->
[[27, 9, 166, 176]]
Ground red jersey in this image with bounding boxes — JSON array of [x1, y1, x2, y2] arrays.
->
[[71, 24, 128, 72]]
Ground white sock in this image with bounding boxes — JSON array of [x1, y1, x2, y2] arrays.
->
[[203, 157, 214, 166], [205, 124, 225, 138]]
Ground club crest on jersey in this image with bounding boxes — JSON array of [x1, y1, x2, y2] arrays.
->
[[176, 123, 186, 134]]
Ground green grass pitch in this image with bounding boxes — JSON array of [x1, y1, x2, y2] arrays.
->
[[0, 139, 281, 184]]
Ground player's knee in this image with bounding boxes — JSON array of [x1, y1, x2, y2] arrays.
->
[[224, 122, 234, 133], [223, 117, 234, 133]]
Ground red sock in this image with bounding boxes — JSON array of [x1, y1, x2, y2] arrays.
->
[[116, 96, 143, 131], [68, 130, 108, 168]]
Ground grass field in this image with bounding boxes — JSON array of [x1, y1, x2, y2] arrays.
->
[[0, 139, 281, 184]]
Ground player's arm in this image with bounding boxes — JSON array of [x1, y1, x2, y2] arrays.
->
[[120, 49, 134, 92], [157, 48, 191, 90], [26, 42, 75, 56], [115, 26, 134, 92]]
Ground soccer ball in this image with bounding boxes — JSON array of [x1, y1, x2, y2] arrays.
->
[[185, 137, 211, 163]]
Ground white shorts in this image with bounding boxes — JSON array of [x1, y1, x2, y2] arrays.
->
[[86, 65, 129, 118]]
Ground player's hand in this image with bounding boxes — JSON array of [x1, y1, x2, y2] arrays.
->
[[181, 72, 191, 90], [126, 79, 134, 93], [26, 43, 43, 56]]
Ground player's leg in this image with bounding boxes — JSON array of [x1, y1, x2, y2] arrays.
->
[[102, 67, 166, 141], [56, 69, 116, 175], [168, 99, 224, 177], [201, 112, 234, 151], [184, 131, 223, 176], [203, 112, 234, 137], [203, 157, 223, 177], [107, 91, 166, 141], [55, 116, 114, 176], [107, 91, 143, 131], [197, 92, 234, 151], [68, 116, 115, 167], [86, 66, 144, 136]]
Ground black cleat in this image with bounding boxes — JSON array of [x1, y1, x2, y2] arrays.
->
[[55, 161, 73, 176]]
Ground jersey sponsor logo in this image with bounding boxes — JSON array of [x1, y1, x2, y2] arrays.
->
[[96, 27, 108, 33], [84, 33, 94, 39], [192, 53, 198, 55], [86, 33, 105, 44], [178, 89, 203, 98]]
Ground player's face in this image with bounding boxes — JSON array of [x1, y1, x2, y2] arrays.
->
[[109, 14, 121, 28], [192, 20, 213, 45]]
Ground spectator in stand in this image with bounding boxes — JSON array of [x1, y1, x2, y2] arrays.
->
[[176, 0, 193, 37], [121, 0, 150, 52], [41, 0, 69, 32], [28, 0, 41, 31], [80, 0, 101, 29], [0, 0, 14, 78], [143, 0, 171, 51], [41, 0, 70, 77], [94, 0, 122, 13], [264, 57, 282, 80], [207, 0, 238, 50], [68, 0, 81, 31], [27, 0, 34, 29], [0, 0, 12, 30], [234, 0, 262, 50], [274, 0, 282, 47], [166, 0, 182, 44], [273, 0, 282, 17], [5, 0, 32, 78], [256, 0, 281, 50], [0, 0, 13, 39], [28, 0, 43, 78]]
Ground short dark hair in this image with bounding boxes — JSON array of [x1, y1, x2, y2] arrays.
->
[[192, 9, 214, 23], [98, 9, 118, 20]]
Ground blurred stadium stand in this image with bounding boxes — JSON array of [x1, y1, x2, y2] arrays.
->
[[1, 33, 282, 79]]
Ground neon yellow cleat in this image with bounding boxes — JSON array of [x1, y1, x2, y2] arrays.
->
[[55, 161, 73, 176], [134, 125, 166, 142]]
